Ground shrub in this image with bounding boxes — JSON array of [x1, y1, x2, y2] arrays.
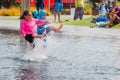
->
[[0, 6, 51, 16], [0, 7, 20, 16], [0, 0, 20, 8]]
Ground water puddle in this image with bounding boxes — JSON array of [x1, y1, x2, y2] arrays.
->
[[1, 27, 120, 80]]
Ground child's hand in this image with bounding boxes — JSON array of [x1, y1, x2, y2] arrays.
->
[[39, 35, 44, 38], [46, 20, 51, 24], [22, 34, 26, 38]]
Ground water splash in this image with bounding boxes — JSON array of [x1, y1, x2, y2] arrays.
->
[[21, 38, 48, 61]]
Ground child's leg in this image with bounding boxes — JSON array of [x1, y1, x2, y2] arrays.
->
[[25, 34, 44, 48], [32, 33, 43, 38], [25, 34, 43, 43], [37, 28, 47, 38], [25, 34, 34, 43], [54, 12, 57, 22], [41, 29, 47, 37], [116, 15, 120, 20], [49, 24, 63, 32], [57, 24, 63, 32], [58, 12, 62, 22]]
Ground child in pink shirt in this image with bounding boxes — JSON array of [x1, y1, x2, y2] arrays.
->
[[20, 10, 49, 47]]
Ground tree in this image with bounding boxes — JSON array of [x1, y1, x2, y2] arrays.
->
[[89, 0, 100, 3], [0, 2, 1, 8], [0, 0, 20, 8]]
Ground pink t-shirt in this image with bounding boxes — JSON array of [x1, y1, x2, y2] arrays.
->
[[20, 18, 47, 34]]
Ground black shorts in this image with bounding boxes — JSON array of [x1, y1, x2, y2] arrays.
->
[[25, 34, 34, 43]]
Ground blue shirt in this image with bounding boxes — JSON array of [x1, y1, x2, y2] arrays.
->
[[99, 4, 107, 14]]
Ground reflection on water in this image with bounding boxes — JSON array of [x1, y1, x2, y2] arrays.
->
[[1, 28, 120, 80], [17, 69, 36, 80]]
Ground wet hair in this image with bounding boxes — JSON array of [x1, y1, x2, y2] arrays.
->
[[20, 10, 30, 19]]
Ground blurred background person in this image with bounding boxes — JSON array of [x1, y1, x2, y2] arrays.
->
[[36, 0, 44, 13], [99, 0, 107, 14], [54, 0, 63, 22], [74, 0, 84, 20]]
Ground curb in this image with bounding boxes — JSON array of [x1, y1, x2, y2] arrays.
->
[[0, 28, 19, 34]]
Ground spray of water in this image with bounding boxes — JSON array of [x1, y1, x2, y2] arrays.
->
[[21, 38, 48, 61]]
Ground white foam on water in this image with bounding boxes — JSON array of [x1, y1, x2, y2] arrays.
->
[[21, 49, 47, 61], [21, 39, 48, 61]]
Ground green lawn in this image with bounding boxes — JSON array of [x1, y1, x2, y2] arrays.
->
[[58, 17, 120, 28], [49, 17, 94, 26], [62, 17, 93, 26]]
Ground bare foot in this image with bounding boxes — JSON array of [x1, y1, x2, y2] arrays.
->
[[57, 24, 63, 32], [54, 20, 57, 23], [58, 20, 62, 23], [106, 25, 109, 28]]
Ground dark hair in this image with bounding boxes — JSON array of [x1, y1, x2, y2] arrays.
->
[[112, 1, 116, 4], [20, 10, 30, 19]]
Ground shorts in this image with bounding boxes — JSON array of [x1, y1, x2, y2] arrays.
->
[[37, 27, 51, 35], [55, 2, 63, 12], [25, 34, 34, 43], [74, 7, 84, 20], [36, 1, 44, 10]]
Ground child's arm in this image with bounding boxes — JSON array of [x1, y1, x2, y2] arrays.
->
[[20, 20, 26, 38], [21, 34, 26, 38], [35, 19, 50, 27], [37, 22, 47, 27]]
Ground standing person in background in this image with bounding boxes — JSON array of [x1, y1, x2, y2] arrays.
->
[[54, 0, 63, 22], [92, 2, 99, 15], [99, 0, 107, 14], [36, 0, 44, 13], [74, 0, 84, 20], [105, 0, 112, 12]]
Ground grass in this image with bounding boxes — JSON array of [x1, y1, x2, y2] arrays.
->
[[62, 17, 93, 26], [112, 24, 120, 28], [47, 16, 93, 26], [57, 16, 120, 29]]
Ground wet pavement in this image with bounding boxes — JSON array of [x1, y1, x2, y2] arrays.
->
[[1, 26, 120, 80]]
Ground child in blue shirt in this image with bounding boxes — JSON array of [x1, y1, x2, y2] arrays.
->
[[37, 10, 63, 37]]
